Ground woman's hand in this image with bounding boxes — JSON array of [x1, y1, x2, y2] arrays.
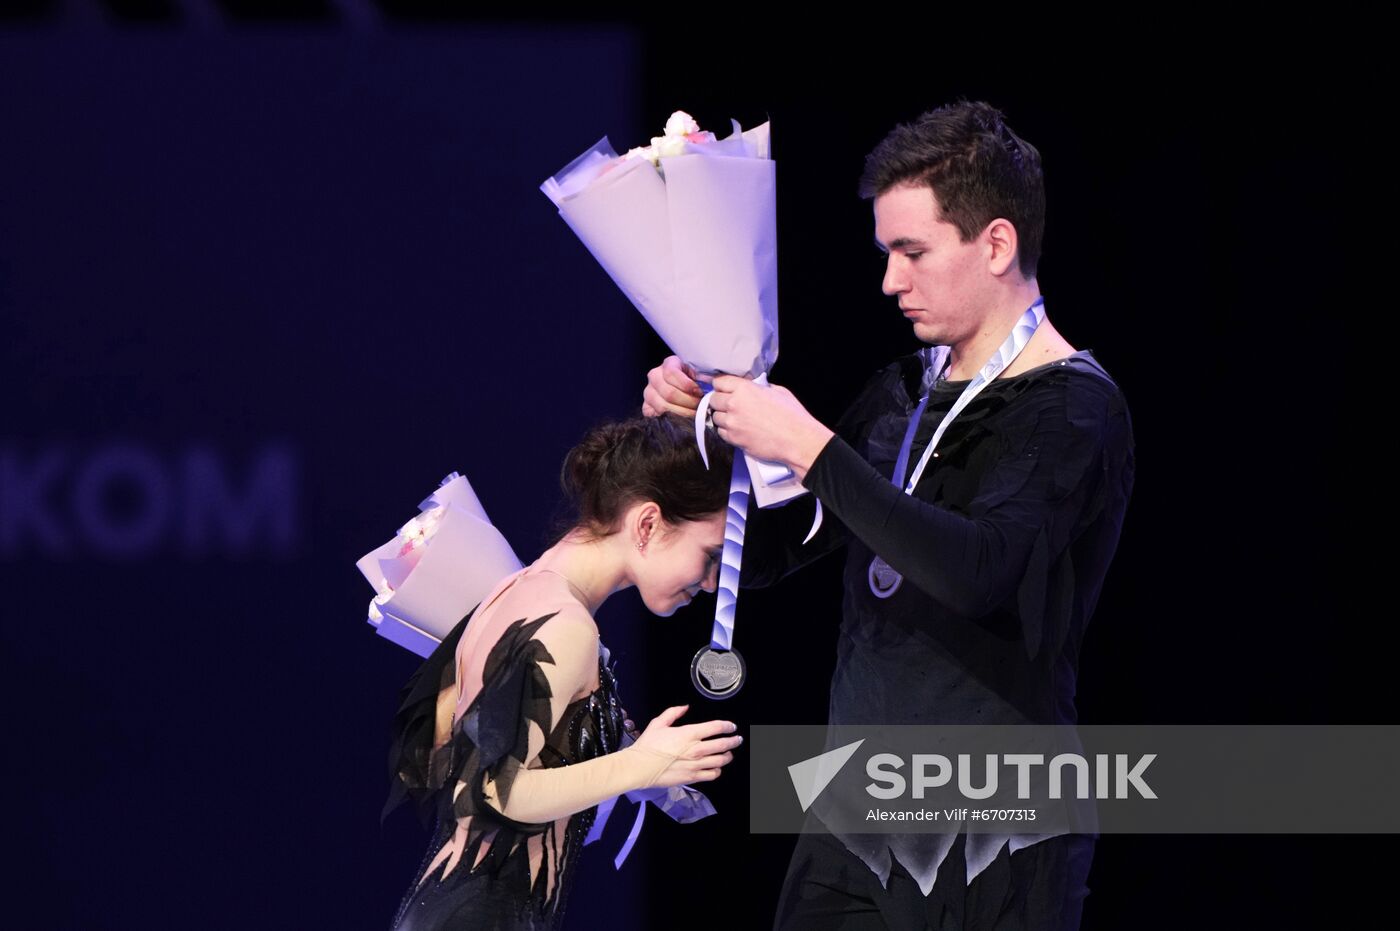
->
[[629, 704, 742, 788], [642, 355, 706, 417]]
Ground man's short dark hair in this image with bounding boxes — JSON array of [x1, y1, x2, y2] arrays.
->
[[858, 99, 1045, 281]]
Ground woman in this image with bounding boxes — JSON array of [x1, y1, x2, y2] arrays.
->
[[384, 412, 744, 930]]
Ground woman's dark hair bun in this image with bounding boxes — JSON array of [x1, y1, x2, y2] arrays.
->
[[549, 411, 734, 545]]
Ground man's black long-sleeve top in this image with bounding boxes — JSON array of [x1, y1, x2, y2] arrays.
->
[[740, 348, 1135, 729]]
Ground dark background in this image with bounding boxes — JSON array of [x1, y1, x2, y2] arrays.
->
[[0, 5, 1380, 929]]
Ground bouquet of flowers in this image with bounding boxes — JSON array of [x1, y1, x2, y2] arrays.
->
[[356, 471, 522, 658], [541, 111, 818, 696]]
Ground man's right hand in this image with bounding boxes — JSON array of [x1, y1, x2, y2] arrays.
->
[[642, 355, 706, 417]]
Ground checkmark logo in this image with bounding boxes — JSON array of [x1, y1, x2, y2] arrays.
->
[[787, 739, 865, 812]]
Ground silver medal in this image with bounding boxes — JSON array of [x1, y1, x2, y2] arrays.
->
[[691, 645, 746, 700], [868, 555, 903, 598]]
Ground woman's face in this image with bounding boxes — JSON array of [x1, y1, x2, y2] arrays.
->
[[635, 511, 727, 618]]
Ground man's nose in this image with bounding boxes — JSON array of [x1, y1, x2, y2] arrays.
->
[[882, 254, 906, 295]]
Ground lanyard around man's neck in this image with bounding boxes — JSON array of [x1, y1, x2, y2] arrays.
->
[[890, 297, 1046, 496]]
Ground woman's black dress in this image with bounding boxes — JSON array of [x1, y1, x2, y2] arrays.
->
[[383, 603, 628, 931]]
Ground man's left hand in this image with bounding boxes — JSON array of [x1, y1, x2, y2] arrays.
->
[[707, 375, 836, 482]]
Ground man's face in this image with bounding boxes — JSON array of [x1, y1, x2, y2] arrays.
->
[[873, 183, 988, 347]]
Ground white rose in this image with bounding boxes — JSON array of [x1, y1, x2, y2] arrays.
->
[[652, 134, 688, 159], [664, 110, 700, 137], [619, 111, 706, 172]]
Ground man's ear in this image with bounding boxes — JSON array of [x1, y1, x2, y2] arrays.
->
[[984, 217, 1020, 277]]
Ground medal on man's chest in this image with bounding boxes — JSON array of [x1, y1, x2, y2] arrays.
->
[[868, 554, 902, 598]]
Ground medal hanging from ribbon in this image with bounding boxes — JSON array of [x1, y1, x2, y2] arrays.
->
[[688, 374, 828, 699], [689, 384, 750, 699], [868, 297, 1047, 599]]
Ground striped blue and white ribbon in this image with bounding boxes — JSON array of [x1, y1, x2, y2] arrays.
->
[[692, 379, 752, 654]]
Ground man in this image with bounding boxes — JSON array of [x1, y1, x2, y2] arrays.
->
[[642, 100, 1135, 930]]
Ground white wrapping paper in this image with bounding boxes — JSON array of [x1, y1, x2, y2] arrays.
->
[[541, 117, 810, 509], [357, 472, 522, 658]]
